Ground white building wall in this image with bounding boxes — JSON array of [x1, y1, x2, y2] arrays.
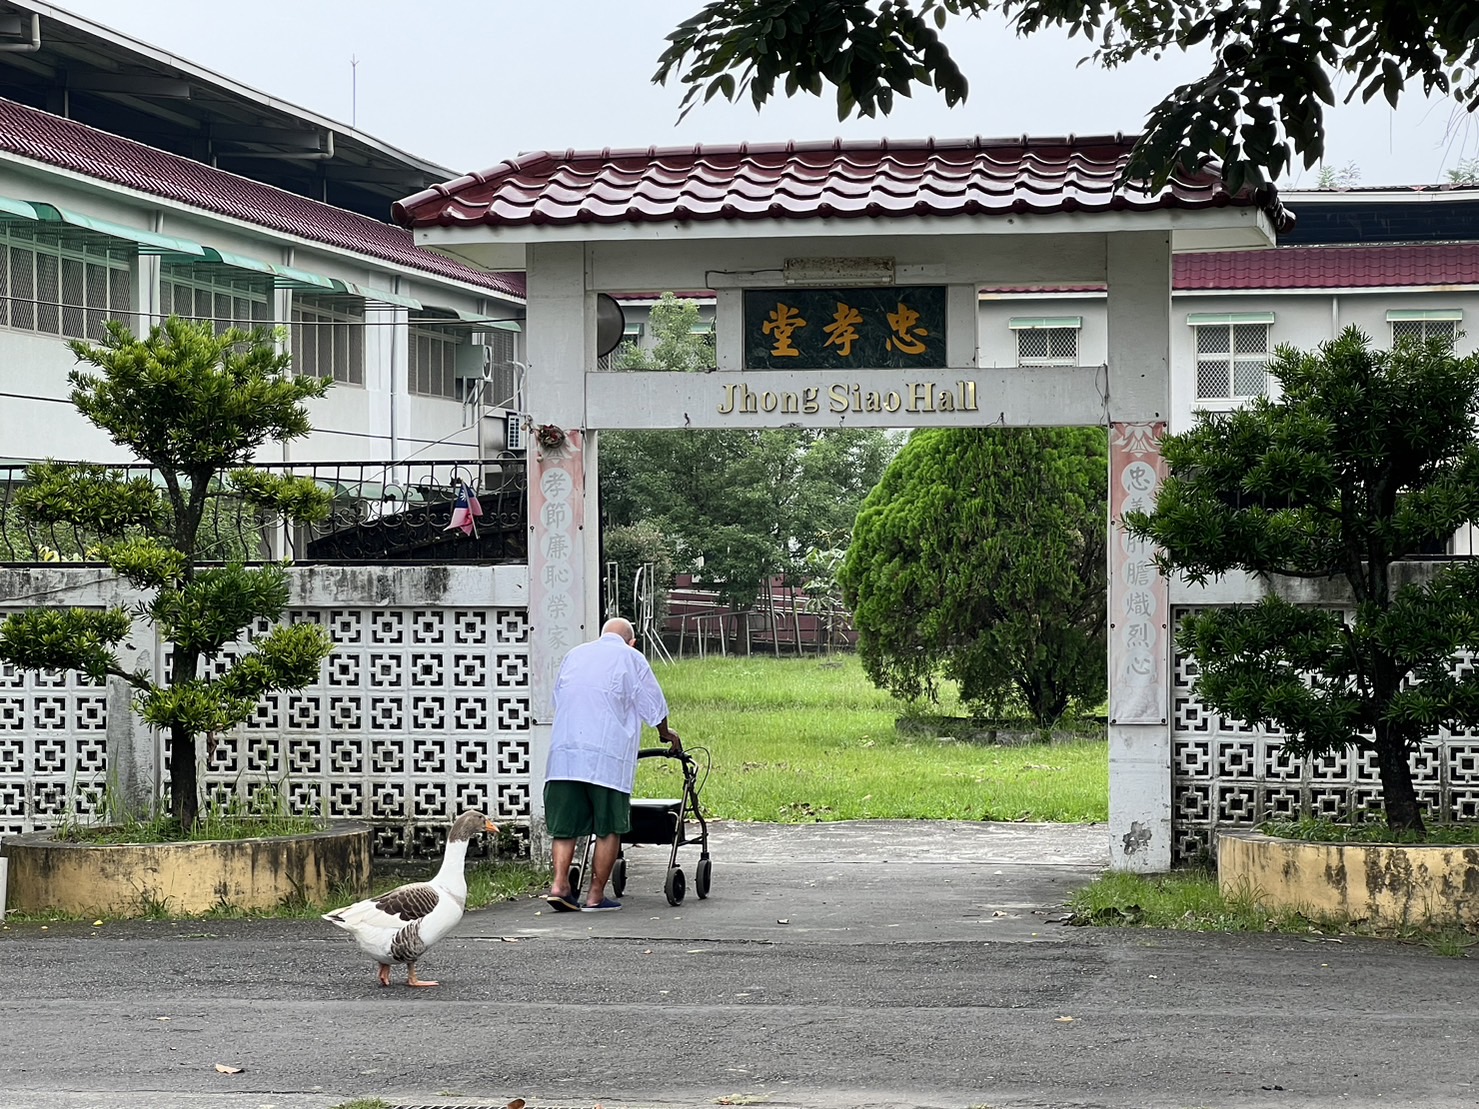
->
[[0, 157, 521, 466]]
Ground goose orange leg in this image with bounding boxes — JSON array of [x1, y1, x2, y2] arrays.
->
[[405, 962, 438, 988], [378, 963, 391, 987]]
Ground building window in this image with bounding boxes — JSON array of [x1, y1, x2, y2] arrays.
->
[[1189, 313, 1273, 401], [480, 327, 520, 409], [597, 323, 643, 370], [408, 320, 462, 399], [0, 223, 131, 341], [292, 296, 364, 385], [1010, 317, 1081, 366], [1389, 309, 1460, 348], [161, 267, 271, 334]]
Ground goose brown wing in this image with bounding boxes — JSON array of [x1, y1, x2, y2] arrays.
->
[[374, 882, 441, 923]]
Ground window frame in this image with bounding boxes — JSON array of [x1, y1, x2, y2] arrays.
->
[[407, 317, 464, 400], [1187, 312, 1274, 403], [160, 265, 272, 335], [1388, 309, 1460, 349], [1009, 316, 1082, 367], [291, 295, 365, 386], [0, 222, 132, 342]]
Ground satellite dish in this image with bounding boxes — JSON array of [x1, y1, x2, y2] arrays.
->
[[596, 293, 626, 358]]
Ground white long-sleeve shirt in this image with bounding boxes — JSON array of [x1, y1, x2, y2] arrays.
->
[[544, 632, 670, 793]]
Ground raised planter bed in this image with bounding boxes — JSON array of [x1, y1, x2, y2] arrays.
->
[[1, 821, 371, 917], [1218, 828, 1479, 927]]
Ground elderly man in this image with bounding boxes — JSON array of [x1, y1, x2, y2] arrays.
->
[[541, 616, 681, 912]]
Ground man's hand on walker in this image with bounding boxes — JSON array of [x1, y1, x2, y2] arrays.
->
[[660, 727, 682, 753]]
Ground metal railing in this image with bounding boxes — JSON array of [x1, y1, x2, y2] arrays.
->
[[0, 457, 528, 565]]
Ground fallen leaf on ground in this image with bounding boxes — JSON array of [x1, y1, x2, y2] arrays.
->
[[506, 1099, 526, 1109], [213, 1064, 243, 1074], [776, 919, 789, 925], [1055, 1016, 1075, 1023]]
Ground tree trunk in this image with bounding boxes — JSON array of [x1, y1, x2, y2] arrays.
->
[[1375, 734, 1425, 836], [170, 722, 198, 831], [168, 641, 201, 831]]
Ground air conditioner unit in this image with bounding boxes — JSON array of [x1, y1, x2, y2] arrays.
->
[[505, 414, 525, 451]]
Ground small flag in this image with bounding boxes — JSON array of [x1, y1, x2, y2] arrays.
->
[[444, 483, 484, 537]]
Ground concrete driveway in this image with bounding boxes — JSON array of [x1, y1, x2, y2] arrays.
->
[[6, 819, 1478, 1109]]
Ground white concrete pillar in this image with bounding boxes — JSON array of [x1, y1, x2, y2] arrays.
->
[[1105, 231, 1173, 872], [524, 243, 598, 853], [107, 615, 160, 821]]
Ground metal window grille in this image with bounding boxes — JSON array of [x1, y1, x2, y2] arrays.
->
[[1391, 318, 1456, 348], [160, 266, 272, 334], [1194, 322, 1268, 400], [291, 296, 365, 385], [0, 223, 131, 341], [1016, 326, 1078, 366], [481, 328, 520, 409], [408, 321, 462, 399], [596, 324, 643, 370]]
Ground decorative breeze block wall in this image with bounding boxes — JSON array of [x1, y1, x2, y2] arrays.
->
[[1171, 604, 1479, 863]]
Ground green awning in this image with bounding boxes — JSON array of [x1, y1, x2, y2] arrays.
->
[[0, 196, 40, 221], [269, 263, 340, 291], [167, 247, 342, 294], [1387, 308, 1462, 322], [416, 304, 522, 331], [197, 247, 277, 275], [1187, 311, 1276, 326], [30, 202, 207, 256], [1008, 316, 1083, 330], [341, 281, 422, 310]]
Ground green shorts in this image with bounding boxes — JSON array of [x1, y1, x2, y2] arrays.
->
[[544, 779, 631, 839]]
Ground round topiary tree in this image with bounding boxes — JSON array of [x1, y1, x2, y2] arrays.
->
[[0, 317, 336, 831], [840, 426, 1108, 726]]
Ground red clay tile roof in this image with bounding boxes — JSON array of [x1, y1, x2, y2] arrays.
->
[[393, 136, 1292, 233], [0, 97, 524, 301], [986, 243, 1479, 293], [1174, 244, 1479, 289]]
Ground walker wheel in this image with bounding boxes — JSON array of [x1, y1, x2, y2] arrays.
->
[[567, 864, 583, 900], [664, 866, 686, 906], [695, 857, 712, 899], [613, 857, 627, 898]]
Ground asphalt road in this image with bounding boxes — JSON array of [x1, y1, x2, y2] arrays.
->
[[2, 821, 1477, 1109]]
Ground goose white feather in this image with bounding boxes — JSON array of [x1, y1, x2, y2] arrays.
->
[[323, 809, 498, 987]]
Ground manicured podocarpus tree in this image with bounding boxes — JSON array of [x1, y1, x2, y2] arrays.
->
[[1125, 326, 1479, 835], [0, 317, 336, 831], [840, 426, 1108, 727]]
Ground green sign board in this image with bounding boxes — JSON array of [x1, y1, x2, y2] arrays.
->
[[743, 286, 947, 369]]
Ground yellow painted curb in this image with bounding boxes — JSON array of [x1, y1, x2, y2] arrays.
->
[[1, 822, 371, 917], [1218, 829, 1479, 927]]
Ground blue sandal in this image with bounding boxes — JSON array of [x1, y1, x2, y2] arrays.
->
[[543, 893, 580, 912]]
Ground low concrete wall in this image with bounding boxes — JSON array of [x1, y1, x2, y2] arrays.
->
[[1218, 829, 1479, 927], [1, 822, 371, 917]]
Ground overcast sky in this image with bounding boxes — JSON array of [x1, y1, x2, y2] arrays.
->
[[51, 0, 1479, 189]]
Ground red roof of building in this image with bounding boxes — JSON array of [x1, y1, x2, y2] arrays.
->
[[985, 242, 1479, 293], [0, 97, 524, 301], [392, 135, 1292, 232], [1175, 244, 1479, 289]]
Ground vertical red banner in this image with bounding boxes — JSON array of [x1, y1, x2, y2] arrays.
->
[[1109, 421, 1169, 725]]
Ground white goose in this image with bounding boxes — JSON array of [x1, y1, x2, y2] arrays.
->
[[323, 809, 499, 987]]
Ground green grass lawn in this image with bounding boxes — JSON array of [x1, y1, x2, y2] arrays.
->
[[635, 654, 1108, 823]]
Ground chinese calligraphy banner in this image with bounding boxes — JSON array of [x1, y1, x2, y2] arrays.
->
[[1108, 421, 1169, 726], [528, 430, 586, 723], [744, 286, 947, 369]]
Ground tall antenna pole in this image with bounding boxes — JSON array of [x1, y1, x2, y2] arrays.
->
[[351, 55, 358, 128]]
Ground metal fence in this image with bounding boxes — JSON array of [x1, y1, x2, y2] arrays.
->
[[0, 457, 527, 565]]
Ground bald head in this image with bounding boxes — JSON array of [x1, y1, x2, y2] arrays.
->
[[602, 617, 636, 643]]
